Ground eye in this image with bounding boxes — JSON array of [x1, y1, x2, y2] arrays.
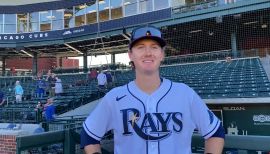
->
[[136, 45, 145, 49], [151, 45, 160, 50]]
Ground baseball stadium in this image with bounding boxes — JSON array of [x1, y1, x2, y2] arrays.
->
[[0, 0, 270, 153]]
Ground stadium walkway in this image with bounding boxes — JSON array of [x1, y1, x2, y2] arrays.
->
[[57, 99, 101, 118]]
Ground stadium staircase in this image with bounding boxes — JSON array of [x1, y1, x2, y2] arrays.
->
[[260, 56, 270, 80], [0, 73, 104, 123], [115, 57, 270, 99]]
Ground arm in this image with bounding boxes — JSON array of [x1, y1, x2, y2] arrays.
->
[[204, 124, 225, 154], [81, 128, 101, 154], [204, 137, 224, 154], [189, 87, 225, 153], [84, 144, 102, 154], [82, 95, 113, 153]]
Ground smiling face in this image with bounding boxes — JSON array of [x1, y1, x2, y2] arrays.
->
[[128, 39, 164, 75]]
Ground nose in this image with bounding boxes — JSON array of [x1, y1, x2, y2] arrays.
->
[[144, 46, 152, 56]]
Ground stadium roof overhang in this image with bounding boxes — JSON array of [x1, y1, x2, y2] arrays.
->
[[0, 26, 131, 58], [0, 0, 269, 59]]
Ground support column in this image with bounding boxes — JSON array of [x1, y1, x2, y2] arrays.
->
[[231, 32, 238, 58], [2, 56, 6, 76], [56, 56, 60, 68], [83, 53, 88, 73], [32, 53, 38, 76], [59, 57, 63, 67], [111, 53, 115, 64], [55, 56, 63, 68]]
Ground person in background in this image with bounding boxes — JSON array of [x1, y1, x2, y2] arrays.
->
[[105, 71, 113, 88], [89, 68, 98, 82], [54, 76, 63, 96], [97, 69, 107, 89], [35, 75, 46, 99], [44, 98, 56, 122], [35, 101, 44, 111], [14, 80, 24, 103], [35, 101, 44, 122], [47, 73, 56, 97]]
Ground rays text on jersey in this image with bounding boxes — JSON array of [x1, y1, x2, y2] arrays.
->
[[121, 108, 183, 141]]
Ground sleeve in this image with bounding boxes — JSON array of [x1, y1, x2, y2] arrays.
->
[[190, 89, 221, 139], [83, 95, 113, 141], [80, 128, 100, 148], [211, 124, 225, 139]]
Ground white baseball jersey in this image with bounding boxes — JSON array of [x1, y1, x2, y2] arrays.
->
[[83, 78, 220, 154], [97, 72, 107, 86]]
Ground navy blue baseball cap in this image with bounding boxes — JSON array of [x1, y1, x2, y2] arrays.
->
[[129, 25, 166, 49]]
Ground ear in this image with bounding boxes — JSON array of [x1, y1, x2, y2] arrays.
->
[[160, 49, 165, 61], [128, 50, 133, 61]]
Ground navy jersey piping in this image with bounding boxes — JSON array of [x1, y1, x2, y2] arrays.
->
[[127, 83, 148, 154], [83, 122, 102, 140], [156, 80, 173, 154], [203, 120, 220, 138], [126, 83, 146, 113], [156, 80, 173, 111]]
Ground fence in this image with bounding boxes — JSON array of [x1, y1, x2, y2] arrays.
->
[[16, 129, 270, 154], [162, 49, 269, 66]]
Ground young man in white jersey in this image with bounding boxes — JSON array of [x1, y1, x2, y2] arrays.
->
[[81, 25, 225, 154]]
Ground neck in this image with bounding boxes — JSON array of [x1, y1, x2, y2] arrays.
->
[[135, 72, 161, 94]]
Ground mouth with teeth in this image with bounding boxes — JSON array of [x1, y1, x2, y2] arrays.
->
[[143, 60, 154, 63]]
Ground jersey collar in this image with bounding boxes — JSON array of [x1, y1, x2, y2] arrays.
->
[[128, 78, 171, 102]]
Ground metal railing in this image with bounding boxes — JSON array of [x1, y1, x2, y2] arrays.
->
[[0, 107, 38, 123], [172, 0, 218, 14], [162, 49, 268, 66], [16, 130, 270, 154]]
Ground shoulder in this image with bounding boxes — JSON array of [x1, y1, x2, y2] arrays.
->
[[165, 79, 192, 90], [104, 84, 127, 99], [167, 79, 195, 94], [95, 84, 128, 109], [172, 81, 191, 89]]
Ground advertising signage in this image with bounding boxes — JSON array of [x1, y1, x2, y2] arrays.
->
[[0, 25, 94, 44], [210, 105, 270, 136], [0, 33, 50, 42], [0, 8, 171, 46]]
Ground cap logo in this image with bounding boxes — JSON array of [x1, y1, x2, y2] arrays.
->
[[146, 30, 151, 36], [129, 26, 166, 49]]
